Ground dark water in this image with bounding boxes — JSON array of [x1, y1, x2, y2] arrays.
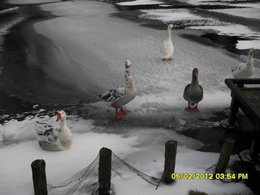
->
[[0, 4, 91, 124]]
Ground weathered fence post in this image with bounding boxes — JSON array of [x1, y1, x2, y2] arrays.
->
[[215, 138, 235, 174], [99, 147, 112, 195], [31, 159, 48, 195], [250, 122, 260, 157], [163, 140, 177, 184], [229, 95, 239, 125]]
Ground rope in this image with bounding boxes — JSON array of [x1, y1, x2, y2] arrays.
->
[[46, 151, 161, 195]]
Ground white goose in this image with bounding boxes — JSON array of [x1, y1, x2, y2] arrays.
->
[[34, 110, 72, 151], [98, 60, 137, 120], [162, 24, 174, 60], [232, 48, 256, 78]]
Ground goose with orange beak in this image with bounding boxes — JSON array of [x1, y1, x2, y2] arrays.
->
[[232, 48, 256, 78], [98, 60, 137, 120], [34, 110, 73, 151]]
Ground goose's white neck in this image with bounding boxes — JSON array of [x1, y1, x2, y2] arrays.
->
[[168, 28, 172, 41], [246, 53, 254, 67], [59, 119, 68, 129]]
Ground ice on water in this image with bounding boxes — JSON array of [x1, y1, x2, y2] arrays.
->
[[1, 0, 259, 194]]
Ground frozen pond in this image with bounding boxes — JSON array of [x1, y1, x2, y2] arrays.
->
[[0, 0, 259, 194]]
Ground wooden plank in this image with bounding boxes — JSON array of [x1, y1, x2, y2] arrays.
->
[[215, 138, 235, 174], [225, 79, 260, 123], [229, 95, 239, 125], [250, 122, 260, 157]]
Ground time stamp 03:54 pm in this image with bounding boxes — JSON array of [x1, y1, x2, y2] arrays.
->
[[171, 173, 249, 180]]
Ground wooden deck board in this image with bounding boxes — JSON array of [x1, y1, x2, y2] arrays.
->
[[225, 79, 260, 157]]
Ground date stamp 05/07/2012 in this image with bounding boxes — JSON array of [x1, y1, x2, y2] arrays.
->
[[171, 173, 249, 180]]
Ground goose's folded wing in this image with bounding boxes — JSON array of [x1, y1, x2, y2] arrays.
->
[[183, 84, 191, 101], [159, 40, 168, 56], [34, 120, 59, 142], [163, 40, 169, 51], [231, 63, 244, 73], [198, 85, 204, 101], [164, 39, 174, 49], [98, 87, 126, 102]]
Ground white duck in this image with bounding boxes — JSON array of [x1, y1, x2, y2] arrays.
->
[[98, 60, 137, 120], [34, 110, 72, 151], [232, 48, 256, 78], [162, 24, 175, 60], [183, 68, 203, 112]]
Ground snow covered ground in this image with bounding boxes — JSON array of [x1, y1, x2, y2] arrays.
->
[[140, 9, 203, 22], [139, 8, 222, 27], [0, 113, 253, 195], [1, 0, 259, 194]]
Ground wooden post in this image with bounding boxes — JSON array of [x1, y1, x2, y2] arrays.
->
[[163, 140, 177, 184], [215, 138, 235, 174], [31, 159, 48, 195], [250, 122, 260, 157], [229, 95, 239, 125], [99, 147, 112, 195]]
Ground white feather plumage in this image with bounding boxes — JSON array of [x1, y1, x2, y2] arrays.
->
[[162, 24, 174, 60]]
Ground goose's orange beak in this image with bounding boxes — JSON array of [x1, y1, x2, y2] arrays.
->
[[56, 112, 62, 122], [253, 48, 256, 57]]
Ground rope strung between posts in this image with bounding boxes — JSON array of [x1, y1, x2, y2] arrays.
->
[[47, 154, 100, 195], [47, 151, 161, 195], [112, 152, 161, 186]]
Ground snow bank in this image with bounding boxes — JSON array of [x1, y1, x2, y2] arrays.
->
[[0, 114, 252, 195], [140, 9, 203, 22], [189, 24, 260, 50], [210, 7, 260, 20], [117, 0, 163, 6], [8, 0, 61, 5]]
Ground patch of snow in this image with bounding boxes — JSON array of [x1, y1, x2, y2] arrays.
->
[[210, 7, 260, 20], [139, 9, 223, 28], [0, 16, 24, 35], [235, 2, 260, 9], [117, 0, 163, 6], [189, 24, 260, 50], [236, 40, 260, 50], [0, 7, 19, 15], [8, 0, 61, 4], [181, 0, 232, 5], [140, 9, 202, 22]]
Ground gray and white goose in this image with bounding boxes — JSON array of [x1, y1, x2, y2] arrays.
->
[[232, 48, 256, 78], [183, 68, 203, 112], [34, 110, 72, 151], [98, 60, 137, 120]]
